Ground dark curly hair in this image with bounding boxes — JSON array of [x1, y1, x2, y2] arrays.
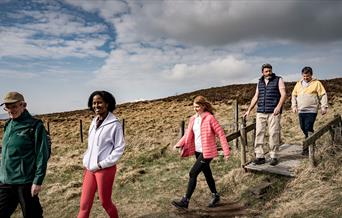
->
[[88, 91, 116, 112]]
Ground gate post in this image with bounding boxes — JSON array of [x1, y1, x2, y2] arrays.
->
[[179, 120, 185, 137], [80, 120, 83, 143], [308, 132, 315, 167], [240, 118, 247, 168], [234, 99, 239, 149]]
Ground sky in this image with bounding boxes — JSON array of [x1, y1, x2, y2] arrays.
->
[[0, 0, 341, 114]]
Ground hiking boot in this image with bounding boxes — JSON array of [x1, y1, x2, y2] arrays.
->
[[172, 196, 189, 209], [208, 193, 220, 208], [253, 158, 266, 165], [269, 158, 279, 166]]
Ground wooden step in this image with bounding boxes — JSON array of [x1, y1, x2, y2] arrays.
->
[[244, 144, 306, 177]]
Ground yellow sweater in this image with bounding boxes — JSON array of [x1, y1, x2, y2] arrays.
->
[[291, 79, 328, 113]]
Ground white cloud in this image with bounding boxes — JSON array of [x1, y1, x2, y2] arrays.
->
[[166, 56, 251, 82], [0, 69, 37, 79], [0, 26, 108, 59], [0, 7, 109, 59], [20, 10, 106, 36]]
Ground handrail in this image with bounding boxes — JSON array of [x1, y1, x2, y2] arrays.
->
[[226, 122, 256, 142], [302, 114, 341, 167], [225, 118, 256, 168], [302, 114, 341, 148]]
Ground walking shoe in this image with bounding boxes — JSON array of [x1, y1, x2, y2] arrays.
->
[[253, 158, 266, 165], [208, 193, 220, 208], [269, 158, 279, 166], [172, 196, 189, 209]]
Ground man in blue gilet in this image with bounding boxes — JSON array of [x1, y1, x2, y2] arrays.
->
[[244, 64, 287, 166]]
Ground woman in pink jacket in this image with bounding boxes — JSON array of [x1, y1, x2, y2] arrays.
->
[[172, 95, 230, 209]]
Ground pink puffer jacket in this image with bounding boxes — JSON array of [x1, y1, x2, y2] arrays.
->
[[176, 112, 230, 159]]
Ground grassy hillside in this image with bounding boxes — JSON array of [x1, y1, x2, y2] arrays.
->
[[0, 78, 341, 217]]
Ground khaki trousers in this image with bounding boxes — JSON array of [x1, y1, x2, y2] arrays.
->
[[254, 113, 281, 158]]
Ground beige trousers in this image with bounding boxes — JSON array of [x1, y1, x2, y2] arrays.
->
[[254, 113, 281, 159]]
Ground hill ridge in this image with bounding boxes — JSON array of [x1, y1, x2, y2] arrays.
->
[[40, 77, 342, 118]]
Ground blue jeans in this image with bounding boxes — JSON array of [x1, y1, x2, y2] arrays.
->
[[299, 113, 317, 138]]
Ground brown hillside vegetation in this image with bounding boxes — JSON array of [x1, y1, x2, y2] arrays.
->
[[0, 78, 341, 217]]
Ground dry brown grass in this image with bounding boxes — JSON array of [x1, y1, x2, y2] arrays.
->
[[266, 135, 342, 217], [0, 78, 341, 217]]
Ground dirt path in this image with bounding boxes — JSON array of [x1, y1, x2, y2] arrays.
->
[[138, 198, 253, 218]]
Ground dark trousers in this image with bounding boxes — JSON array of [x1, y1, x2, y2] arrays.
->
[[299, 113, 317, 138], [0, 183, 43, 218], [185, 152, 217, 199]]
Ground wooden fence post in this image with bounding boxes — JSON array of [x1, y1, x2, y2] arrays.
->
[[308, 131, 315, 167], [252, 118, 256, 147], [80, 120, 83, 143], [180, 120, 185, 137], [240, 118, 247, 168], [334, 125, 342, 145], [234, 99, 239, 149], [333, 114, 342, 145], [122, 119, 125, 136], [47, 121, 50, 135]]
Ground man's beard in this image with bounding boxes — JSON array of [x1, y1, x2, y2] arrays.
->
[[264, 75, 271, 80]]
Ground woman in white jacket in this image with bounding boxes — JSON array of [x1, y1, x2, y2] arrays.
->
[[78, 91, 125, 218]]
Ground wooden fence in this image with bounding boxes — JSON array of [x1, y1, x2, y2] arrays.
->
[[225, 114, 341, 169], [179, 100, 242, 147], [302, 114, 342, 167], [178, 99, 256, 168], [179, 112, 342, 169], [45, 118, 126, 143], [226, 118, 256, 168]]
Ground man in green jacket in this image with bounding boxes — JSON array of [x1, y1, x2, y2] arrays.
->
[[0, 92, 49, 218]]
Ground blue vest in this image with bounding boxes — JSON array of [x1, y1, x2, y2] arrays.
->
[[257, 74, 281, 113]]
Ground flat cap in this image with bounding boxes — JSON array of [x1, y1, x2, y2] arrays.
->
[[1, 92, 25, 106]]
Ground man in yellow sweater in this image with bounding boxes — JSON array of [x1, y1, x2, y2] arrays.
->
[[291, 66, 328, 154]]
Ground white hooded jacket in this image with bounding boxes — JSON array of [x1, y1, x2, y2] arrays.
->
[[83, 112, 125, 171]]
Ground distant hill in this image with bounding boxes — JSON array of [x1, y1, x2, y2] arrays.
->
[[34, 77, 342, 121], [153, 77, 342, 106], [111, 77, 342, 115]]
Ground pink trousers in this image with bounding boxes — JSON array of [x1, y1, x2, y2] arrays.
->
[[77, 165, 118, 218]]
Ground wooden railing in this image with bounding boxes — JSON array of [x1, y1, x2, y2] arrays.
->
[[179, 116, 256, 168], [226, 118, 256, 168], [302, 114, 342, 167], [179, 99, 242, 149], [226, 114, 342, 169], [44, 118, 125, 143]]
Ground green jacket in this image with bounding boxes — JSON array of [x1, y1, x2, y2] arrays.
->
[[0, 110, 49, 185]]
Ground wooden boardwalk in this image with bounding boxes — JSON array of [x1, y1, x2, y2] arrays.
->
[[244, 144, 306, 177]]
